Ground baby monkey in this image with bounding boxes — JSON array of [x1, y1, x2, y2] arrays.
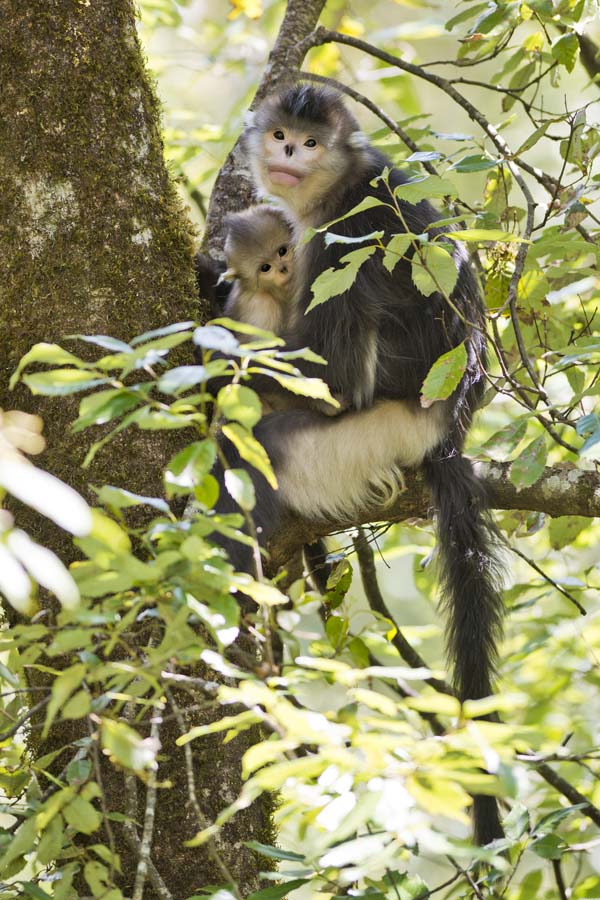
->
[[221, 205, 345, 416], [221, 205, 300, 336]]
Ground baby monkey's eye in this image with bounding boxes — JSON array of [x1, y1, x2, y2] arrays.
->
[[304, 138, 317, 148], [278, 246, 287, 257], [273, 130, 285, 140], [260, 263, 272, 272]]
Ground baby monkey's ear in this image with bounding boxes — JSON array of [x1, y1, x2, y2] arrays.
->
[[243, 109, 256, 129], [218, 267, 237, 284]]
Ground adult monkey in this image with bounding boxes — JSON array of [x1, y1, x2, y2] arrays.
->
[[211, 83, 504, 843]]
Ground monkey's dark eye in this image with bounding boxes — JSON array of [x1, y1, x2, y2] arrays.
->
[[260, 263, 271, 272], [278, 246, 287, 257], [273, 130, 285, 141], [304, 138, 317, 148]]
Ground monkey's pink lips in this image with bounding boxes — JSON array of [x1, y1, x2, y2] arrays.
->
[[268, 168, 304, 187]]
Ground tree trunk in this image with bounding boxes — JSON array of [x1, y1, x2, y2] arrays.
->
[[0, 2, 272, 896]]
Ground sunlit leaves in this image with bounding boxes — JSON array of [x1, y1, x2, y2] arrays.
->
[[551, 32, 579, 72], [217, 384, 262, 428], [411, 243, 458, 297], [101, 719, 158, 772], [394, 175, 458, 203], [221, 422, 277, 489], [308, 246, 377, 311]]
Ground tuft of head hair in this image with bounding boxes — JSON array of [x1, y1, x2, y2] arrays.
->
[[250, 82, 362, 149], [223, 206, 293, 272]]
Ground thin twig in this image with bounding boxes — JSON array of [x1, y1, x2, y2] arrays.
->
[[353, 526, 454, 696], [132, 712, 162, 900], [552, 859, 569, 900], [533, 761, 600, 828], [165, 686, 244, 900], [0, 695, 49, 741], [297, 28, 558, 192], [88, 717, 118, 887], [511, 545, 586, 615]]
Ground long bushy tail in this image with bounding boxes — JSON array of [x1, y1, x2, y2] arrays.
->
[[423, 444, 505, 844]]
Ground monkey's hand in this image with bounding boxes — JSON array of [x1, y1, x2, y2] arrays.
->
[[311, 394, 349, 417]]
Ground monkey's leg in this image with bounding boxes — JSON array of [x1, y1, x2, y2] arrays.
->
[[263, 400, 449, 521]]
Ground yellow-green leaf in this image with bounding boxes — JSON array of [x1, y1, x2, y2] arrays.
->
[[221, 423, 277, 489], [420, 342, 467, 406]]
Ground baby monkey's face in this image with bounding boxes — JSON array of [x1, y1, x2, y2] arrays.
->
[[253, 240, 294, 294], [224, 207, 296, 298]]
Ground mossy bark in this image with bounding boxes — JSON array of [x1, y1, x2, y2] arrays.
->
[[0, 2, 272, 896]]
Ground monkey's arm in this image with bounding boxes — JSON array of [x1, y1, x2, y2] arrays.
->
[[195, 251, 231, 317]]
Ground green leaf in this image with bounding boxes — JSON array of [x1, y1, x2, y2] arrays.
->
[[73, 388, 142, 432], [531, 833, 566, 859], [22, 882, 55, 900], [44, 663, 87, 737], [442, 228, 528, 243], [248, 880, 310, 900], [509, 436, 547, 490], [165, 440, 217, 494], [96, 485, 170, 514], [446, 2, 488, 30], [0, 816, 37, 874], [158, 365, 210, 394], [23, 370, 109, 396], [177, 711, 262, 745], [62, 690, 92, 719], [70, 334, 133, 353], [221, 423, 277, 489], [101, 719, 157, 772], [382, 233, 413, 273], [193, 325, 239, 353], [10, 342, 89, 388], [301, 196, 389, 243], [63, 794, 102, 835], [420, 343, 467, 406], [450, 154, 500, 173], [307, 245, 377, 311], [194, 474, 220, 508], [244, 841, 304, 862], [394, 175, 458, 203], [130, 320, 195, 345], [224, 469, 256, 511], [549, 516, 590, 550], [412, 244, 458, 297], [326, 614, 348, 650], [250, 369, 336, 405], [482, 418, 527, 455], [551, 32, 579, 72], [66, 759, 92, 785], [217, 384, 262, 428]]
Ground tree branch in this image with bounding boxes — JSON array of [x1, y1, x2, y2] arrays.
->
[[266, 461, 600, 570]]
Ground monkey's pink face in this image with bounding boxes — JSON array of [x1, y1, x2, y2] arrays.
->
[[256, 242, 294, 293], [258, 127, 324, 191]]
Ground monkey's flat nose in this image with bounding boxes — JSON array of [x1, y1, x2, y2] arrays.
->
[[280, 266, 288, 274], [284, 144, 293, 157]]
